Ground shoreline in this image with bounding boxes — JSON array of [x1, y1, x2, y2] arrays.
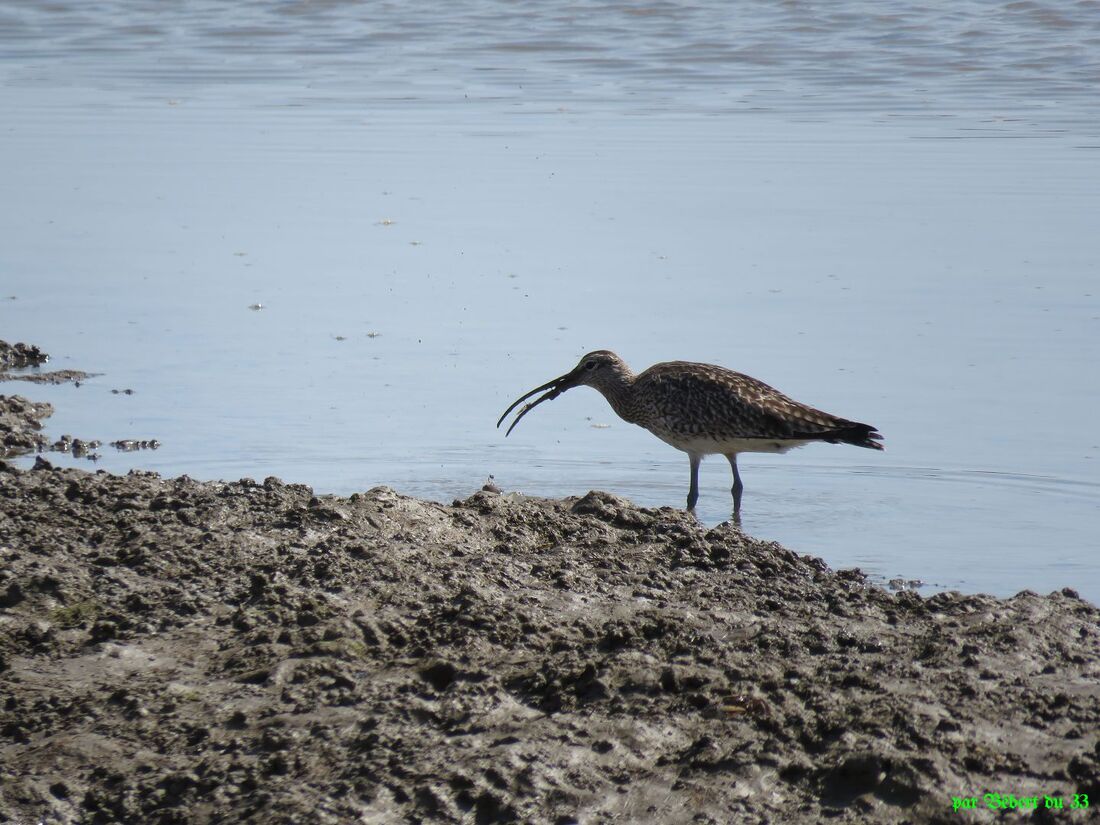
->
[[1, 343, 1098, 823]]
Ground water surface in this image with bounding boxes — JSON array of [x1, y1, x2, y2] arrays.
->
[[2, 0, 1098, 600]]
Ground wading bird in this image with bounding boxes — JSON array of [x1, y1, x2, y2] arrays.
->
[[498, 350, 883, 518]]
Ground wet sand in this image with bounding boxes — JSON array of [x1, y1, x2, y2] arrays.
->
[[1, 343, 1098, 824]]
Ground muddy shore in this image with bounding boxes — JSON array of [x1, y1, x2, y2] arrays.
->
[[1, 344, 1098, 824]]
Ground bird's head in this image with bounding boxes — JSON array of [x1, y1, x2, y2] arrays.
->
[[497, 350, 631, 436]]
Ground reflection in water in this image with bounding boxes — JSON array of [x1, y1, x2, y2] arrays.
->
[[1, 0, 1098, 601]]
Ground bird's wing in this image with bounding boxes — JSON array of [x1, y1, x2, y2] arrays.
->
[[638, 362, 850, 441]]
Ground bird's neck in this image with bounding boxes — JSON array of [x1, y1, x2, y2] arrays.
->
[[593, 369, 639, 423]]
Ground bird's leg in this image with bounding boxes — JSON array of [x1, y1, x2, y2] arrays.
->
[[726, 453, 743, 522], [686, 453, 701, 512]]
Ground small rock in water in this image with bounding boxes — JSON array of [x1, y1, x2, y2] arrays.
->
[[111, 439, 161, 452]]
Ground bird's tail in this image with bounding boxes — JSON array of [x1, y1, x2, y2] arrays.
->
[[833, 422, 884, 450]]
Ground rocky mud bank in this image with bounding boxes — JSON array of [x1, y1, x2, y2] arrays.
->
[[0, 343, 1098, 824], [0, 395, 55, 458], [0, 341, 89, 388]]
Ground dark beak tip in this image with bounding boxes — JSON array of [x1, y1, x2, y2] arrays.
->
[[498, 371, 576, 438]]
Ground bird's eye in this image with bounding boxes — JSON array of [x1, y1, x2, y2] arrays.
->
[[585, 360, 597, 370]]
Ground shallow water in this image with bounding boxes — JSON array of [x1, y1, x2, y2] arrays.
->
[[2, 0, 1099, 600]]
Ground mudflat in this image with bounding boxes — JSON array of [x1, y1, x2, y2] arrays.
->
[[1, 344, 1098, 824]]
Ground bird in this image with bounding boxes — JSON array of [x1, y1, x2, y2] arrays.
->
[[497, 350, 883, 518]]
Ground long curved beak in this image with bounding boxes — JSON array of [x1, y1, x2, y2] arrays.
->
[[497, 369, 582, 436]]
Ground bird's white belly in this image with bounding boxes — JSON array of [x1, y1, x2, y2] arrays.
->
[[650, 432, 813, 456]]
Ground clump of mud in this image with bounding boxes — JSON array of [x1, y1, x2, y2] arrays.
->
[[0, 340, 89, 386], [0, 395, 54, 457], [0, 338, 89, 459], [0, 340, 146, 461], [0, 341, 48, 369], [1, 461, 1097, 824]]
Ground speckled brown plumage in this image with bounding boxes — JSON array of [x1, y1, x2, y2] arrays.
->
[[609, 357, 881, 448], [498, 350, 883, 516]]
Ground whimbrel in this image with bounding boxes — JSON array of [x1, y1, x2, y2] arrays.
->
[[498, 350, 883, 517]]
